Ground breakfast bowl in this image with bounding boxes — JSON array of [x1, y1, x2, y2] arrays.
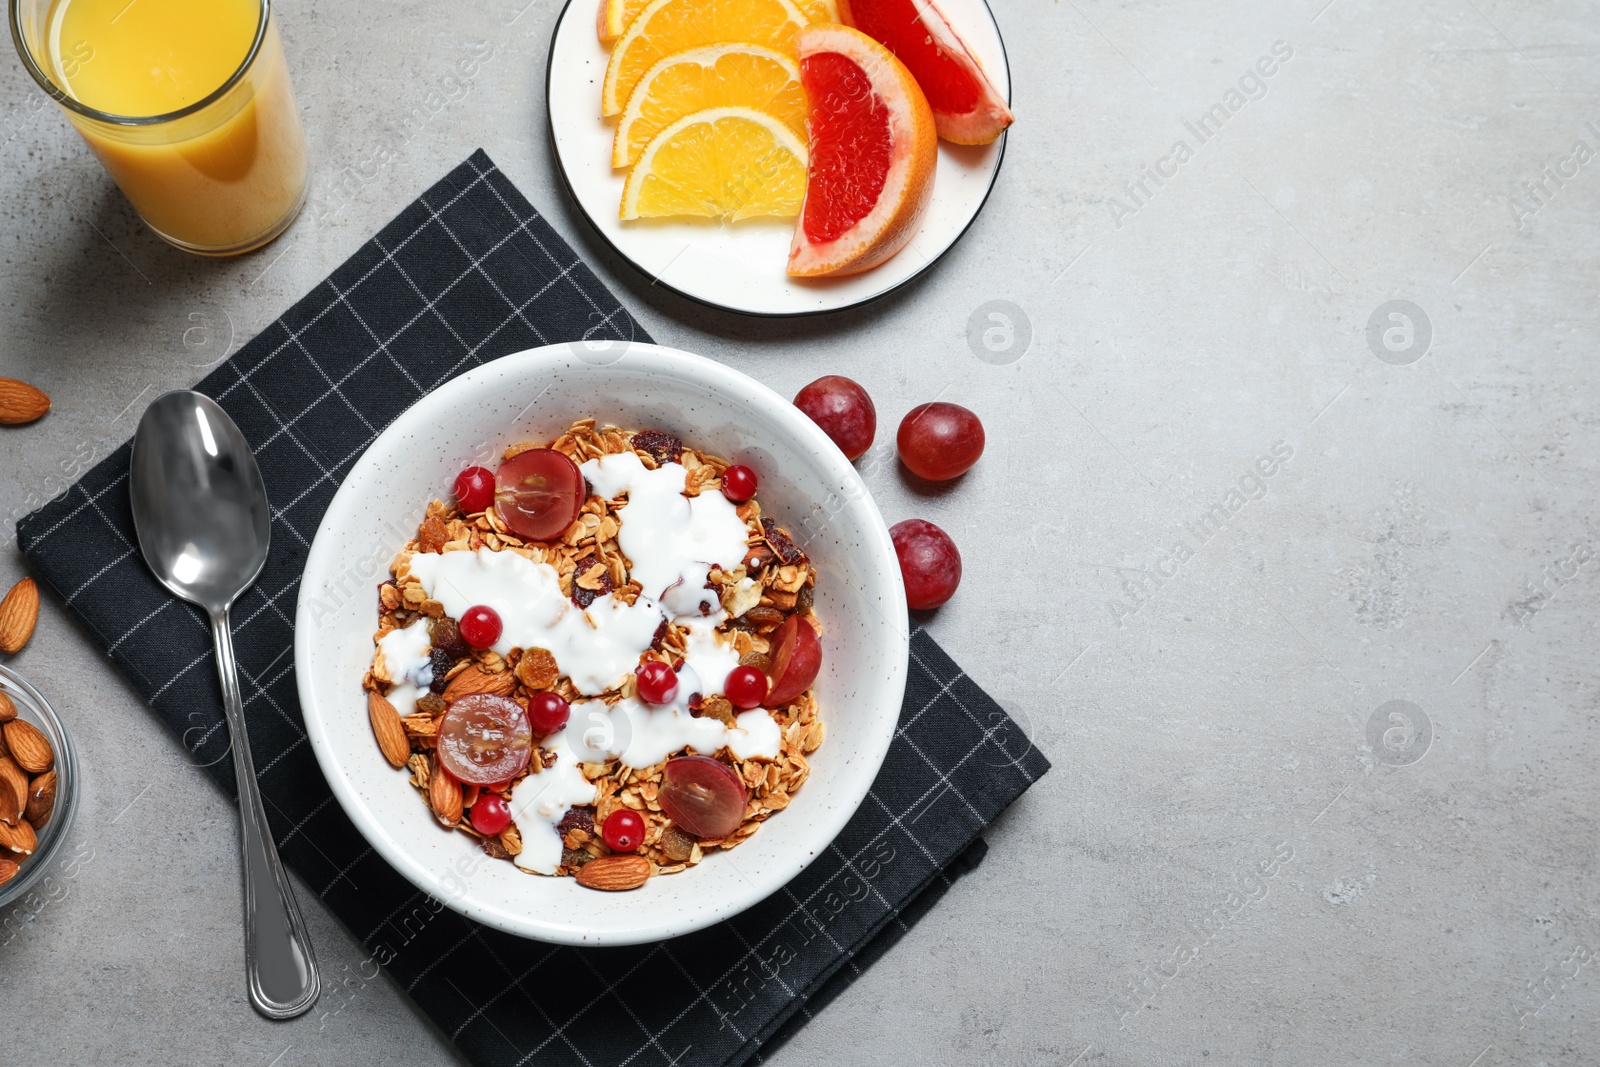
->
[[296, 342, 908, 945], [0, 664, 79, 911]]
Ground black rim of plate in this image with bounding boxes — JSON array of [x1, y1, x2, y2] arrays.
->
[[542, 0, 1012, 319]]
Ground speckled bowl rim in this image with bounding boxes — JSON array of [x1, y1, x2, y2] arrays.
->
[[296, 343, 908, 945]]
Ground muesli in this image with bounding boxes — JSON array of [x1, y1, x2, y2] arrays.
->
[[364, 420, 823, 890]]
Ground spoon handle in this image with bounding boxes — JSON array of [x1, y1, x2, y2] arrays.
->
[[211, 608, 321, 1019]]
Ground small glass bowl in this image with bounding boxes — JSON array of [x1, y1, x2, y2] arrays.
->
[[0, 664, 78, 909]]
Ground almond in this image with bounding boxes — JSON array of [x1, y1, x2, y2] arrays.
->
[[0, 379, 50, 425], [442, 665, 515, 702], [3, 719, 52, 774], [428, 755, 462, 826], [0, 691, 15, 722], [0, 857, 17, 886], [0, 577, 39, 654], [0, 756, 25, 824], [0, 815, 35, 856], [367, 691, 410, 768], [575, 853, 653, 891], [24, 768, 55, 828]]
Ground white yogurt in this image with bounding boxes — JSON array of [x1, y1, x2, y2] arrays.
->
[[406, 548, 663, 695], [376, 620, 434, 716], [579, 453, 749, 603]]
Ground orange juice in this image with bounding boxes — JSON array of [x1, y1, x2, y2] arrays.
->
[[29, 0, 307, 254]]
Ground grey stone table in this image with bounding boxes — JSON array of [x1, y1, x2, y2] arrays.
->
[[3, 1, 1598, 1063]]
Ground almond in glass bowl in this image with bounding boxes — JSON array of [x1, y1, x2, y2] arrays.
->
[[0, 665, 78, 907]]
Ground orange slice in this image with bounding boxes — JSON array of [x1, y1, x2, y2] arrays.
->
[[613, 44, 805, 169], [621, 107, 809, 221], [601, 0, 809, 116], [837, 0, 1013, 143], [787, 24, 936, 277], [598, 0, 838, 42]]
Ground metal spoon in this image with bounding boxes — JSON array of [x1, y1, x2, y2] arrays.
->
[[130, 390, 319, 1020]]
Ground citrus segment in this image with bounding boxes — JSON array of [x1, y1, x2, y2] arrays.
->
[[613, 44, 805, 169], [601, 0, 809, 116], [621, 107, 809, 221], [600, 0, 836, 41], [788, 24, 936, 277], [837, 0, 1014, 144]]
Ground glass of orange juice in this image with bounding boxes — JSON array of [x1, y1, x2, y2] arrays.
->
[[9, 0, 308, 256]]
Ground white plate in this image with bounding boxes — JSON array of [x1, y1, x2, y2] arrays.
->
[[544, 0, 1011, 316], [296, 343, 909, 945]]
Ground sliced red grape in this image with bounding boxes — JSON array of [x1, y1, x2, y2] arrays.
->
[[659, 756, 748, 839], [495, 448, 585, 541], [897, 402, 984, 480], [765, 615, 822, 707], [437, 694, 534, 786]]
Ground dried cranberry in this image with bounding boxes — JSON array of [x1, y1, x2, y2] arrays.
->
[[650, 618, 670, 650], [570, 553, 614, 608], [631, 430, 683, 465], [760, 518, 806, 565]]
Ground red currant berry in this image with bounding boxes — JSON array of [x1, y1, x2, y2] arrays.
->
[[636, 660, 679, 705], [453, 465, 496, 514], [459, 605, 503, 649], [724, 666, 768, 710], [470, 793, 513, 836], [721, 464, 759, 503], [603, 808, 646, 852], [528, 691, 570, 735]]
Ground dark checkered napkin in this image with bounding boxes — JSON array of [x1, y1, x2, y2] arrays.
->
[[16, 150, 1049, 1066]]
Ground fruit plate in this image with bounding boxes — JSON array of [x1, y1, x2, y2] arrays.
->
[[544, 0, 1011, 316], [295, 343, 909, 945]]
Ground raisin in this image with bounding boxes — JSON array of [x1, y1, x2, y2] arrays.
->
[[556, 807, 595, 836], [427, 648, 454, 693], [661, 826, 695, 862], [760, 517, 806, 565], [482, 837, 512, 860], [418, 515, 450, 553], [743, 605, 785, 631], [430, 616, 471, 661], [738, 651, 772, 673], [796, 583, 814, 613], [416, 692, 448, 717], [561, 848, 593, 869], [631, 430, 683, 466], [570, 553, 614, 608]]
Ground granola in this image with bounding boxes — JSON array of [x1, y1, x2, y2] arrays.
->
[[364, 420, 823, 886]]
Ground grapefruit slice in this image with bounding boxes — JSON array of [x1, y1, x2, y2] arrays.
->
[[787, 24, 936, 278], [598, 0, 838, 42], [601, 0, 809, 116], [837, 0, 1014, 144], [621, 107, 809, 221], [613, 44, 805, 169]]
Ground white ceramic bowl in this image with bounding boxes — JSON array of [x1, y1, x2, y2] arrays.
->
[[296, 343, 908, 945]]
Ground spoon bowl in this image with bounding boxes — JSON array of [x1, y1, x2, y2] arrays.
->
[[130, 391, 271, 614]]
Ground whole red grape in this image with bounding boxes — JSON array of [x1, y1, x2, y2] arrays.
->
[[891, 519, 962, 610], [795, 376, 876, 461], [897, 403, 984, 481]]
